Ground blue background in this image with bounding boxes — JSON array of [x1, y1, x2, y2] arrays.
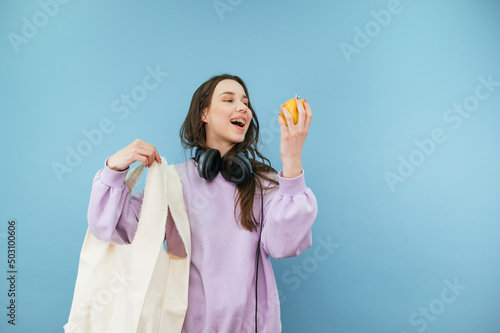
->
[[1, 0, 500, 332]]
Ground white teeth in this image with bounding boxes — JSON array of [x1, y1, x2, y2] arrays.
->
[[231, 118, 246, 125]]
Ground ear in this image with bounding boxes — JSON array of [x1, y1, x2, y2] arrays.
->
[[201, 108, 208, 123]]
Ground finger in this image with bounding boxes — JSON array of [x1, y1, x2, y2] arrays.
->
[[131, 138, 146, 151], [138, 143, 158, 166], [136, 155, 149, 168], [303, 99, 313, 130], [132, 147, 152, 158], [147, 150, 157, 167], [146, 145, 160, 164], [296, 96, 306, 129], [277, 112, 288, 134], [281, 104, 294, 129], [140, 141, 156, 154], [156, 150, 161, 164], [132, 147, 155, 167]]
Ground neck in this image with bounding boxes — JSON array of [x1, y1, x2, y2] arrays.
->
[[204, 141, 234, 157]]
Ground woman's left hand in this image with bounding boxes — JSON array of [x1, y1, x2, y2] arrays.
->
[[277, 96, 313, 178]]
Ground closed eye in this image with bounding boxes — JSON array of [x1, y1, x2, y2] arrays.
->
[[224, 99, 248, 106]]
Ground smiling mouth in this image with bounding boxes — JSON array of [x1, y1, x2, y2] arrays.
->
[[230, 118, 246, 128]]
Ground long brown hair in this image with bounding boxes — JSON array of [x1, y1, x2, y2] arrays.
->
[[179, 74, 279, 232]]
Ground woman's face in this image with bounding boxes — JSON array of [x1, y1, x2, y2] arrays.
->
[[202, 79, 252, 156]]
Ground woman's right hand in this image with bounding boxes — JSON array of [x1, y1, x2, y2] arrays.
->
[[106, 139, 161, 172]]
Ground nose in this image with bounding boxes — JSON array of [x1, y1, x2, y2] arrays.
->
[[237, 102, 247, 112]]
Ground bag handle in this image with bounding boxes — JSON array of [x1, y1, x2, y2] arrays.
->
[[125, 163, 145, 193]]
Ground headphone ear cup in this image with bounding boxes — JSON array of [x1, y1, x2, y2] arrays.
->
[[194, 148, 203, 162], [199, 149, 221, 181], [195, 148, 206, 178], [195, 148, 252, 184], [230, 152, 253, 184]]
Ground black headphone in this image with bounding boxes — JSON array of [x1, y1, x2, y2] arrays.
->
[[193, 147, 263, 333], [194, 148, 253, 184]]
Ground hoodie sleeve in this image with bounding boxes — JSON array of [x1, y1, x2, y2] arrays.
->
[[87, 158, 187, 258], [260, 169, 318, 259], [87, 158, 142, 244]]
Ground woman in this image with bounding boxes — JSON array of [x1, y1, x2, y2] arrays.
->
[[87, 74, 318, 332]]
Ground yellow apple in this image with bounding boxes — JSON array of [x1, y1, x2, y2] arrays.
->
[[280, 97, 305, 126]]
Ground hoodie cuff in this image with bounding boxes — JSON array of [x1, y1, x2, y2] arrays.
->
[[277, 169, 307, 197], [99, 157, 129, 189]]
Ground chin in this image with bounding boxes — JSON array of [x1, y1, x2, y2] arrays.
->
[[231, 139, 245, 145], [232, 132, 247, 140], [230, 136, 246, 145]]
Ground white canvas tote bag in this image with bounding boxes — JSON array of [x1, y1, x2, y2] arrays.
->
[[64, 157, 191, 333]]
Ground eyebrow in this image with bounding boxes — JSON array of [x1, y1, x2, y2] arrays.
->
[[219, 91, 248, 100]]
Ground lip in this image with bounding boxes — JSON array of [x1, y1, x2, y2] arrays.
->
[[232, 122, 246, 131]]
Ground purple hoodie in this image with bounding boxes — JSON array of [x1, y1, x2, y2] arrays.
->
[[87, 157, 318, 332]]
